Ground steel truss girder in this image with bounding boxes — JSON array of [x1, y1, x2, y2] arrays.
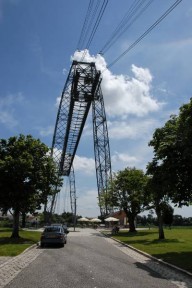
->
[[49, 61, 112, 217], [51, 60, 101, 176]]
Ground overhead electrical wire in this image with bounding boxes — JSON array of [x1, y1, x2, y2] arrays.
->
[[100, 0, 154, 55], [105, 0, 182, 70], [81, 0, 108, 61], [85, 0, 108, 50], [75, 0, 109, 61], [76, 0, 95, 51]]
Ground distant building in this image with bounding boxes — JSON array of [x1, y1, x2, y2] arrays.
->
[[111, 210, 128, 227]]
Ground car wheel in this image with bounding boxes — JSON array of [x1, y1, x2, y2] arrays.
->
[[40, 243, 45, 248]]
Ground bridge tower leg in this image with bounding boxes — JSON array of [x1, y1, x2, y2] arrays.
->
[[69, 165, 77, 230], [92, 86, 112, 216]]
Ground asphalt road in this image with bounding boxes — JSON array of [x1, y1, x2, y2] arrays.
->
[[5, 228, 190, 288]]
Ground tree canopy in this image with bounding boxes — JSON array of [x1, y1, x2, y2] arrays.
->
[[110, 167, 149, 232], [148, 98, 192, 207], [0, 134, 62, 237]]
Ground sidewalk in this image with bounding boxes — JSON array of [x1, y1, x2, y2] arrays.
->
[[0, 245, 43, 288]]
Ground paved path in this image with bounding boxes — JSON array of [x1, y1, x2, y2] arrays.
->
[[0, 228, 191, 288], [0, 246, 43, 288]]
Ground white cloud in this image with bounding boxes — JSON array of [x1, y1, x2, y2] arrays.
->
[[0, 92, 23, 106], [131, 64, 152, 84], [39, 125, 54, 137], [55, 96, 61, 107], [62, 68, 68, 75], [74, 155, 95, 175], [77, 189, 99, 217], [0, 110, 17, 127], [108, 117, 159, 140], [72, 50, 162, 117], [56, 183, 100, 217], [112, 152, 139, 169], [0, 93, 24, 127]]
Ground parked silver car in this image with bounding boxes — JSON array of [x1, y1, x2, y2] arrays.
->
[[40, 226, 67, 247]]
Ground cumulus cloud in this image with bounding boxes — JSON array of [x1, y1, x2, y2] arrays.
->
[[108, 118, 159, 140], [73, 155, 95, 175], [71, 50, 162, 117], [112, 152, 139, 169]]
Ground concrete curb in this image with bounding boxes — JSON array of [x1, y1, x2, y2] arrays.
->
[[0, 243, 38, 268], [101, 231, 192, 278]]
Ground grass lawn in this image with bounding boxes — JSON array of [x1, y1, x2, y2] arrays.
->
[[111, 227, 192, 273], [0, 228, 41, 256]]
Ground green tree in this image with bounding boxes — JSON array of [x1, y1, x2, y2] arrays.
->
[[146, 98, 192, 238], [162, 203, 174, 228], [0, 134, 61, 238], [148, 98, 192, 207], [146, 160, 169, 239], [173, 215, 183, 226], [111, 167, 149, 232]]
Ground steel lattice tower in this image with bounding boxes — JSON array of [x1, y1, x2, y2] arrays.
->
[[48, 60, 112, 217]]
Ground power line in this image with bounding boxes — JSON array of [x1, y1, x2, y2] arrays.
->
[[106, 0, 182, 70], [76, 0, 94, 51], [81, 0, 108, 61], [100, 0, 154, 55], [75, 0, 109, 60], [86, 0, 108, 49]]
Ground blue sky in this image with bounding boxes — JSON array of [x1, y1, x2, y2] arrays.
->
[[0, 0, 192, 218]]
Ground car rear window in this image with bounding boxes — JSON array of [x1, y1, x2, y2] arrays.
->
[[44, 227, 60, 232]]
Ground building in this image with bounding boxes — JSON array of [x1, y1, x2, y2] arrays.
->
[[111, 210, 128, 227]]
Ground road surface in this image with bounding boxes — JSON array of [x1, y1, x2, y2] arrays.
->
[[2, 228, 192, 288]]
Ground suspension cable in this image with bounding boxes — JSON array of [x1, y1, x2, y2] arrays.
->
[[76, 0, 95, 51], [100, 0, 154, 55], [106, 0, 182, 70], [81, 0, 108, 61]]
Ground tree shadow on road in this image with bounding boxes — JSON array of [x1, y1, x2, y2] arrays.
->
[[134, 259, 191, 286]]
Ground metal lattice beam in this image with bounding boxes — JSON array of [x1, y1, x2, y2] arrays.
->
[[92, 86, 112, 216], [48, 60, 112, 217], [69, 166, 77, 229], [51, 61, 100, 176]]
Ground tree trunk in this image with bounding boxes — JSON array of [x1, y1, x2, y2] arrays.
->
[[11, 209, 20, 238], [128, 214, 136, 232], [21, 211, 26, 228], [156, 208, 165, 240]]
